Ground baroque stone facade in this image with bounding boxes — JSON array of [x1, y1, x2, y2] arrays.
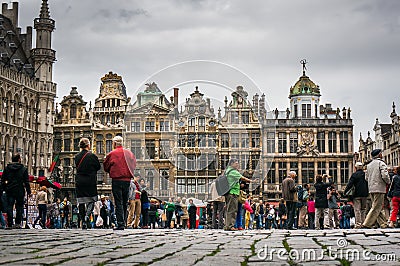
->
[[54, 63, 355, 201], [0, 1, 56, 177], [358, 102, 400, 168], [262, 67, 354, 199]]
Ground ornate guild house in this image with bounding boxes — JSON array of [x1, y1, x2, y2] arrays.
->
[[262, 63, 354, 199]]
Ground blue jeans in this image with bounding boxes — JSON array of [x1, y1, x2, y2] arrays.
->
[[235, 203, 243, 228], [112, 180, 130, 229], [343, 217, 350, 229], [256, 215, 263, 229]]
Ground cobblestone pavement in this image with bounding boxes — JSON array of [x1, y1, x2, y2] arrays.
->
[[1, 228, 400, 265]]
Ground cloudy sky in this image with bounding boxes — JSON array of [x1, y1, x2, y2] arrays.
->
[[16, 0, 400, 145]]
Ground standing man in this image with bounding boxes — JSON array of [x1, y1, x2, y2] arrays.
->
[[1, 154, 31, 229], [362, 149, 390, 229], [127, 174, 141, 229], [104, 136, 136, 230], [224, 158, 254, 231], [282, 171, 298, 230], [209, 181, 225, 229]]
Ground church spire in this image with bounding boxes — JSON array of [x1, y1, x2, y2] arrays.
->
[[39, 0, 50, 19]]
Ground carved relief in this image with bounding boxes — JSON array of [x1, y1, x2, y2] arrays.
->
[[297, 131, 320, 156]]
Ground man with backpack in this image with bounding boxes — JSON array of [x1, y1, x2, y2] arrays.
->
[[1, 154, 31, 229], [297, 183, 309, 229]]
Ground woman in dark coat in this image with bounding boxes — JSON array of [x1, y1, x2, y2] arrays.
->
[[314, 174, 333, 229], [74, 138, 101, 229]]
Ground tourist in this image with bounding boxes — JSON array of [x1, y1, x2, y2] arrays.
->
[[389, 166, 400, 228], [282, 171, 298, 230], [1, 153, 31, 229], [363, 149, 390, 229], [104, 136, 136, 230], [344, 162, 368, 228], [127, 174, 142, 229], [224, 158, 254, 231], [75, 138, 101, 229], [33, 186, 48, 228], [314, 174, 333, 230]]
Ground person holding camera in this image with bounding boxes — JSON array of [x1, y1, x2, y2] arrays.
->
[[314, 174, 333, 230]]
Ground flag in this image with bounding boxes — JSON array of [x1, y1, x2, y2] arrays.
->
[[48, 154, 59, 173]]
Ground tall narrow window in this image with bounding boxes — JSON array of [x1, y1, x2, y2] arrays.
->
[[70, 104, 77, 119], [197, 134, 206, 148], [221, 133, 229, 148], [302, 104, 311, 118], [159, 140, 170, 159], [241, 111, 249, 124], [198, 116, 205, 131], [267, 132, 275, 153], [177, 154, 186, 170], [160, 169, 169, 190], [301, 162, 314, 184], [278, 162, 287, 183], [251, 154, 260, 170], [160, 120, 169, 132], [339, 131, 349, 153], [294, 104, 298, 118], [130, 140, 142, 159], [317, 161, 326, 176], [187, 154, 196, 170], [317, 132, 325, 153], [241, 133, 249, 148], [329, 162, 338, 183], [208, 134, 216, 147], [208, 154, 216, 170], [328, 132, 337, 153], [187, 135, 195, 147], [340, 161, 349, 184], [278, 132, 287, 153], [231, 133, 239, 148], [267, 163, 276, 184], [241, 153, 249, 170], [251, 132, 260, 148], [289, 133, 298, 153], [145, 140, 155, 159], [106, 140, 113, 154], [221, 155, 229, 170]]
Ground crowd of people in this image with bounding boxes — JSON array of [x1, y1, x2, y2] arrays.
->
[[1, 137, 400, 231]]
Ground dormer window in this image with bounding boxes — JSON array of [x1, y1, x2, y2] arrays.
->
[[70, 104, 77, 119]]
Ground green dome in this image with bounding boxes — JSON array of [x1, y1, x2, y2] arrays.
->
[[289, 74, 321, 97]]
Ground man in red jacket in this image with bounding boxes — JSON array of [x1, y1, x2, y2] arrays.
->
[[104, 136, 136, 230]]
